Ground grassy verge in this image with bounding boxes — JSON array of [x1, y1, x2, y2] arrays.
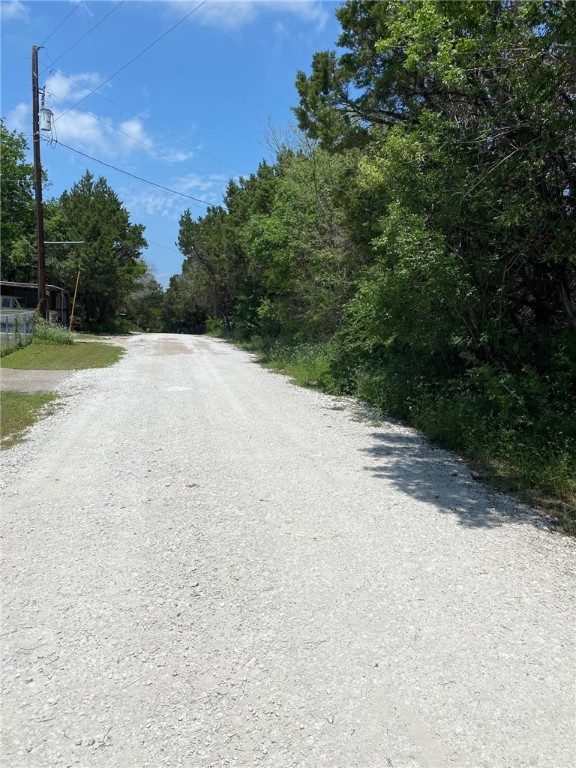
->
[[461, 452, 576, 534], [258, 341, 333, 389], [1, 391, 59, 450], [406, 393, 576, 534], [256, 340, 576, 534], [0, 342, 124, 370], [1, 329, 125, 450]]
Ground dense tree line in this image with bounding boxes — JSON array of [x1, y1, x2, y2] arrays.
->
[[165, 0, 575, 511], [0, 121, 161, 331]]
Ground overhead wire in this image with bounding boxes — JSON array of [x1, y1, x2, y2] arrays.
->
[[45, 137, 220, 208], [45, 90, 226, 183], [3, 3, 240, 178], [55, 0, 209, 123], [40, 1, 126, 76], [40, 1, 83, 46], [42, 69, 242, 175], [146, 240, 182, 254]]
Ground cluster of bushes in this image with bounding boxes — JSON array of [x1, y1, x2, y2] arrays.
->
[[33, 316, 75, 345]]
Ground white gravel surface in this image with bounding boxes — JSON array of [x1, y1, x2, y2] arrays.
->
[[1, 333, 575, 768]]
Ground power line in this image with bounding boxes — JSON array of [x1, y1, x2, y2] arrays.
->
[[40, 1, 83, 46], [146, 240, 181, 254], [40, 1, 125, 76], [46, 137, 219, 207], [45, 90, 225, 183], [43, 69, 242, 175], [55, 0, 208, 123], [11, 70, 241, 177]]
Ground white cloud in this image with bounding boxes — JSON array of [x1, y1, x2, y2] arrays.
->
[[124, 189, 183, 220], [173, 172, 226, 196], [37, 69, 197, 165], [5, 102, 29, 133], [159, 148, 195, 163], [33, 70, 154, 159], [54, 109, 110, 152], [274, 20, 287, 37], [51, 108, 159, 160], [270, 1, 329, 28], [0, 0, 29, 21], [118, 118, 152, 152], [124, 172, 226, 223], [169, 0, 328, 31], [45, 71, 102, 104], [196, 1, 258, 30]]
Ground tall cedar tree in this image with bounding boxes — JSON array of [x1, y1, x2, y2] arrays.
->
[[59, 172, 147, 326]]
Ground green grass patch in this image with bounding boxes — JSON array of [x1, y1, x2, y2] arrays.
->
[[1, 391, 59, 449], [0, 342, 123, 370], [1, 341, 27, 358], [260, 341, 333, 390]]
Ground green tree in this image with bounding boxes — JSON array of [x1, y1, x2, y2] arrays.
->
[[124, 270, 164, 331], [177, 206, 245, 331], [162, 272, 207, 333], [0, 121, 35, 280], [58, 171, 147, 327], [240, 145, 358, 339], [43, 198, 82, 290], [296, 0, 576, 343]]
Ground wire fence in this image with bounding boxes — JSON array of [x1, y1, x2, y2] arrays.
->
[[0, 311, 36, 351]]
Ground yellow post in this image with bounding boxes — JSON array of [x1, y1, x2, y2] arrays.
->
[[69, 270, 80, 331]]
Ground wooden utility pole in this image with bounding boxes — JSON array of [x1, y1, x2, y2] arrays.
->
[[32, 45, 48, 319]]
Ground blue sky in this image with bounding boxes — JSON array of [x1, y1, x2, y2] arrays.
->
[[1, 0, 341, 286]]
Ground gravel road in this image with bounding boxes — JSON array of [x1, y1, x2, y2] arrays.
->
[[1, 333, 574, 768]]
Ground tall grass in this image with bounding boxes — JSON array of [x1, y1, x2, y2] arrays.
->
[[34, 316, 75, 345], [261, 341, 333, 390]]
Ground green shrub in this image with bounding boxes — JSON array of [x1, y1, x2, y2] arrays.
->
[[83, 317, 132, 334], [262, 341, 333, 390], [33, 316, 75, 345], [205, 318, 226, 336]]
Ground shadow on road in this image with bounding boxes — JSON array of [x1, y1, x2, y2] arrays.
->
[[359, 421, 550, 532]]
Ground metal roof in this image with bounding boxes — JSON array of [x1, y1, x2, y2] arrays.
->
[[0, 281, 69, 292]]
